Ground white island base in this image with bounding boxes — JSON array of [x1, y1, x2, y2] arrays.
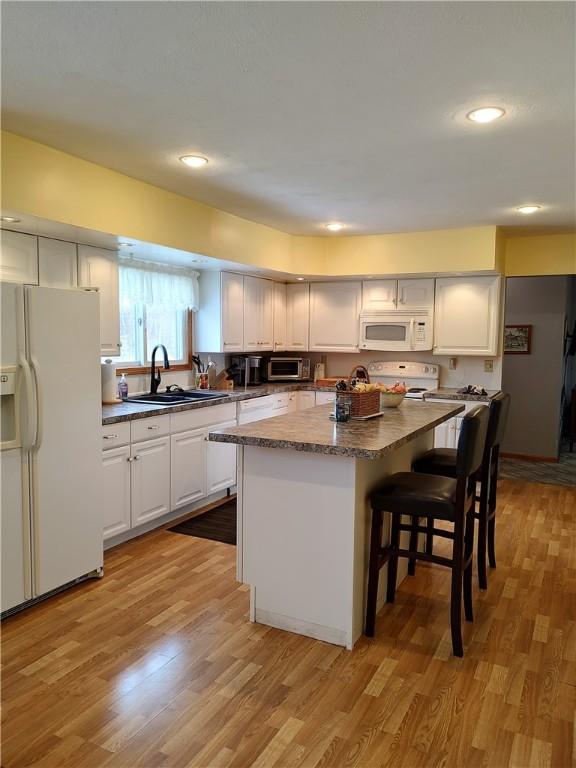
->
[[236, 432, 433, 650]]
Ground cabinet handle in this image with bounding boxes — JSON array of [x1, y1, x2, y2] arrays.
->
[[127, 456, 134, 462], [116, 343, 122, 348], [147, 425, 160, 431], [133, 455, 141, 461], [103, 434, 118, 440]]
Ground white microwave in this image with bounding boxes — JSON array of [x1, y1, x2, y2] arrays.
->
[[359, 310, 433, 351]]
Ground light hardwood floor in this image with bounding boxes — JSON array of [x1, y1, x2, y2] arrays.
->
[[2, 478, 575, 768]]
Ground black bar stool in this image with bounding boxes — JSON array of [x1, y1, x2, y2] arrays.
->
[[412, 393, 510, 589], [365, 405, 489, 657]]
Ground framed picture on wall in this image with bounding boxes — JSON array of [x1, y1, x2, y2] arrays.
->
[[504, 324, 532, 354]]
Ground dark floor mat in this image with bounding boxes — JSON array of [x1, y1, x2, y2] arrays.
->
[[168, 499, 236, 545]]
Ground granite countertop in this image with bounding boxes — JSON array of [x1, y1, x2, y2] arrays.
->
[[102, 383, 335, 425], [424, 387, 501, 403], [208, 400, 464, 460]]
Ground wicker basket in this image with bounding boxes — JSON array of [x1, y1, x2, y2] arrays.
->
[[343, 365, 381, 417]]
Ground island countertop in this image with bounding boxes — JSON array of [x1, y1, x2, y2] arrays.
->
[[209, 400, 464, 460]]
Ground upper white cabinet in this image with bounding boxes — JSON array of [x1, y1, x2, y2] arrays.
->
[[77, 245, 120, 356], [243, 276, 274, 352], [38, 238, 77, 288], [362, 278, 434, 310], [397, 278, 434, 309], [362, 280, 397, 311], [273, 282, 287, 352], [285, 283, 310, 350], [0, 230, 38, 284], [433, 276, 501, 356], [309, 282, 361, 353], [196, 271, 244, 353]]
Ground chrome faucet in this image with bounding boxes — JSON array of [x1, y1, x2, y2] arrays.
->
[[150, 345, 170, 394]]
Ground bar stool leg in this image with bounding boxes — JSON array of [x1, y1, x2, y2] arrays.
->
[[464, 510, 474, 622], [450, 515, 465, 657], [365, 507, 384, 637], [488, 449, 499, 569], [477, 480, 489, 590], [386, 512, 401, 604], [426, 518, 434, 555], [408, 516, 419, 576]]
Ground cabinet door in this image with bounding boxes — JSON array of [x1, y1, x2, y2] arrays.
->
[[259, 279, 274, 350], [102, 445, 131, 540], [273, 282, 287, 352], [398, 278, 434, 309], [131, 436, 171, 526], [206, 421, 237, 494], [221, 272, 244, 352], [434, 418, 456, 449], [78, 245, 120, 356], [38, 238, 77, 288], [243, 276, 261, 352], [0, 230, 38, 284], [361, 280, 397, 310], [286, 283, 310, 350], [298, 392, 316, 410], [315, 392, 335, 406], [309, 282, 361, 352], [170, 429, 206, 511], [433, 276, 501, 356]]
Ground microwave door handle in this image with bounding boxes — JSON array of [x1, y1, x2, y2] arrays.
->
[[409, 318, 415, 350]]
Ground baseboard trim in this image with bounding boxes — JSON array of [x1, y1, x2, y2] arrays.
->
[[501, 452, 559, 463], [254, 607, 350, 649]]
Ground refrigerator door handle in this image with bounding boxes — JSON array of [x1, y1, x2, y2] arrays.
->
[[30, 356, 43, 452], [20, 355, 38, 450]]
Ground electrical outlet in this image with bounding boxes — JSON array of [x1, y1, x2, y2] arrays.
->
[[449, 357, 457, 370], [484, 359, 494, 373]]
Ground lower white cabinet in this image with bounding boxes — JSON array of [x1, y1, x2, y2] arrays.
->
[[130, 436, 171, 526], [171, 429, 206, 511], [433, 400, 487, 448], [102, 445, 131, 540], [206, 421, 237, 495], [298, 391, 316, 410], [315, 391, 335, 406]]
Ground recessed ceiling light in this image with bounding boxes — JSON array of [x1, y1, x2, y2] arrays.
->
[[296, 277, 304, 281], [1, 216, 21, 223], [119, 242, 133, 247], [466, 107, 505, 124], [325, 222, 344, 232], [180, 155, 209, 169], [516, 205, 542, 215]]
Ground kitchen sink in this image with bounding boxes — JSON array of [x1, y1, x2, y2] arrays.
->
[[123, 390, 230, 405]]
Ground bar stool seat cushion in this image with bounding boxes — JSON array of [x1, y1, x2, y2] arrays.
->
[[370, 472, 457, 521], [413, 448, 457, 478]]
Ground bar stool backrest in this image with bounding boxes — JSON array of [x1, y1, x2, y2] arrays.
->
[[485, 392, 511, 452], [456, 405, 490, 478]]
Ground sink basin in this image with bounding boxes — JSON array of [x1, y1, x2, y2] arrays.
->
[[123, 390, 230, 406], [123, 393, 190, 405]]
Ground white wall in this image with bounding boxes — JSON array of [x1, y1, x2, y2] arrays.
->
[[501, 276, 570, 459]]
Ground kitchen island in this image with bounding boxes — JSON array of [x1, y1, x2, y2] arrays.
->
[[209, 399, 463, 649]]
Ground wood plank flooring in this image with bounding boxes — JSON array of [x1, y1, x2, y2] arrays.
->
[[2, 478, 575, 768]]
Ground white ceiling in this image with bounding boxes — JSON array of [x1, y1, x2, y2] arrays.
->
[[2, 2, 575, 235]]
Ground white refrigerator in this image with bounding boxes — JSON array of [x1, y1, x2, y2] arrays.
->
[[1, 282, 103, 613]]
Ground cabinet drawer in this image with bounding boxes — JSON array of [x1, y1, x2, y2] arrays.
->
[[169, 402, 237, 434], [102, 422, 131, 450], [131, 414, 170, 442]]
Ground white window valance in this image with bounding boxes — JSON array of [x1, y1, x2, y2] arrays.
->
[[119, 261, 199, 311]]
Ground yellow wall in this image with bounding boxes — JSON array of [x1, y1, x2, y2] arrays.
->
[[4, 130, 571, 277], [504, 234, 576, 276]]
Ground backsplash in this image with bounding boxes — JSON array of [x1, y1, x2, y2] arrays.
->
[[320, 351, 502, 390]]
